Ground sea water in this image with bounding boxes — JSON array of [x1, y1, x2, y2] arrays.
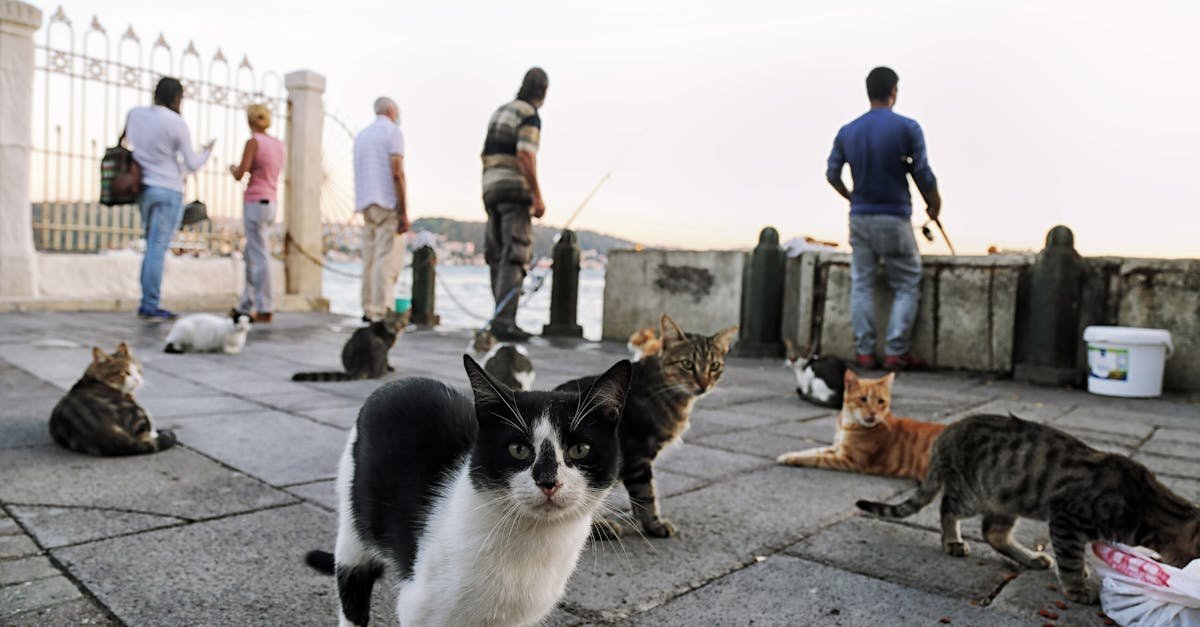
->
[[323, 262, 605, 341]]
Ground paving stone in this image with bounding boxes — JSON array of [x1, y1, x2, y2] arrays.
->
[[1164, 477, 1200, 504], [692, 427, 824, 461], [603, 469, 711, 514], [763, 415, 838, 444], [934, 398, 1073, 424], [0, 445, 293, 525], [682, 406, 788, 439], [562, 466, 907, 615], [1151, 427, 1200, 445], [1133, 452, 1200, 480], [653, 443, 771, 481], [253, 390, 369, 413], [1053, 409, 1156, 439], [694, 386, 776, 409], [0, 554, 59, 586], [988, 567, 1109, 625], [286, 480, 336, 511], [0, 393, 60, 450], [131, 371, 216, 399], [141, 394, 264, 419], [296, 405, 361, 430], [631, 555, 1016, 626], [0, 515, 20, 535], [0, 534, 41, 559], [169, 410, 346, 485], [3, 597, 114, 626], [729, 395, 832, 421], [9, 506, 186, 549], [52, 504, 335, 626], [0, 576, 82, 620], [786, 516, 1016, 600], [1140, 436, 1198, 458]]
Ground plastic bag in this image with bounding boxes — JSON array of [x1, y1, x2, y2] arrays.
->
[[1090, 542, 1200, 626]]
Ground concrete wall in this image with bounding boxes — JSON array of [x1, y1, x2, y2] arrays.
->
[[784, 252, 1027, 372], [0, 252, 302, 313], [602, 249, 745, 341]]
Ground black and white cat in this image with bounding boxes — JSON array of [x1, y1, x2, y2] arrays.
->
[[305, 355, 630, 626], [468, 329, 535, 391], [784, 339, 847, 409], [163, 310, 252, 354]]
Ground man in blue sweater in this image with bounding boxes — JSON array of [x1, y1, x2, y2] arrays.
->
[[827, 66, 941, 371]]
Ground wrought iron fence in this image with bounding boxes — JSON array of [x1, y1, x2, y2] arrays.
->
[[30, 6, 287, 254]]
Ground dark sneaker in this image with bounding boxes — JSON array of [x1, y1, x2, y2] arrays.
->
[[138, 307, 178, 321], [492, 323, 534, 342], [854, 354, 878, 369], [253, 312, 273, 323], [883, 353, 929, 371]]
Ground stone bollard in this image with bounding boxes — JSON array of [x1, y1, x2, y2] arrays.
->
[[542, 230, 584, 338], [734, 227, 786, 358], [411, 245, 440, 327], [1013, 225, 1084, 386]]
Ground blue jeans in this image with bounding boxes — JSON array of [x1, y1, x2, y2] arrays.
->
[[138, 186, 183, 311], [849, 214, 922, 356], [239, 200, 275, 313]]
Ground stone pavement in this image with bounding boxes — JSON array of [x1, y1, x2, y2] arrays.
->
[[1, 311, 1198, 626]]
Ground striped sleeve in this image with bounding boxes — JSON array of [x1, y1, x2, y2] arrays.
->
[[517, 113, 540, 155]]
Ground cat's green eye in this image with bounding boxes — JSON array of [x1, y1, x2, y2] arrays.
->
[[507, 443, 532, 461], [709, 363, 721, 372], [566, 443, 591, 460], [681, 360, 694, 369]]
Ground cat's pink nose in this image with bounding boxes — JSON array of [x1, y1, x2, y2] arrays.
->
[[539, 482, 562, 498]]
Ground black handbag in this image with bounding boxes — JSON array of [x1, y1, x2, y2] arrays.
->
[[99, 129, 140, 206], [181, 199, 208, 226]]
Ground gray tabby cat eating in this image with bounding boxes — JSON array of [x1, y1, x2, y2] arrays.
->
[[857, 414, 1200, 604], [305, 355, 631, 626]]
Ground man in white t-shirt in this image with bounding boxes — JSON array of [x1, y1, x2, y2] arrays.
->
[[353, 97, 410, 322]]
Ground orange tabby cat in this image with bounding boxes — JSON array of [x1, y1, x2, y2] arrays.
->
[[776, 370, 944, 480], [627, 327, 661, 361]]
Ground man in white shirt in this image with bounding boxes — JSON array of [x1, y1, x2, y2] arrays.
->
[[353, 97, 410, 322], [124, 77, 213, 320]]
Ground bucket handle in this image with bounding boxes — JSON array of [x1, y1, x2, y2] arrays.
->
[[1165, 336, 1175, 359]]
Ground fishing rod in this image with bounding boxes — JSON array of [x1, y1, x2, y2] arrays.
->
[[485, 168, 614, 330]]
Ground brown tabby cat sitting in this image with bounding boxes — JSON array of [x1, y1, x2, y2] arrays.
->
[[49, 343, 176, 456], [556, 314, 737, 538], [857, 414, 1200, 604], [777, 370, 944, 480]]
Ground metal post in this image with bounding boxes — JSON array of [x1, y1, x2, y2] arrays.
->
[[411, 245, 439, 327], [1013, 225, 1085, 387], [543, 229, 583, 338], [0, 0, 43, 297], [734, 226, 786, 358]]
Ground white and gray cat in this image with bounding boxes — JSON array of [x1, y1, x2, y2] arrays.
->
[[305, 355, 631, 626], [784, 339, 847, 409], [469, 328, 535, 391], [164, 309, 252, 355]]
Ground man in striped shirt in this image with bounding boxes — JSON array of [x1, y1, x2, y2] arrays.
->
[[480, 67, 548, 341]]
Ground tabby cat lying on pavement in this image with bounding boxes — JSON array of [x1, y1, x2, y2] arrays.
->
[[857, 414, 1200, 604], [49, 343, 176, 456]]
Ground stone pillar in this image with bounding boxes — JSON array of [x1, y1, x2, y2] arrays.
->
[[0, 1, 43, 298], [734, 227, 787, 358], [283, 70, 325, 299]]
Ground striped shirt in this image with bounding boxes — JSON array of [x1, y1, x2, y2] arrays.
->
[[354, 115, 405, 211], [481, 99, 540, 195]]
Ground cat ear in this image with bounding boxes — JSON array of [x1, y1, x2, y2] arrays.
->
[[91, 347, 108, 364], [579, 360, 631, 426], [710, 326, 738, 355], [882, 372, 896, 386], [463, 354, 514, 409], [844, 369, 859, 388], [659, 314, 686, 346], [783, 339, 800, 363], [115, 342, 130, 356]]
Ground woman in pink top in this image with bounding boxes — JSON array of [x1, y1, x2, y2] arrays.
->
[[230, 104, 285, 322]]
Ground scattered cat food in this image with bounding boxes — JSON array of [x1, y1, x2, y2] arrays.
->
[[754, 555, 767, 562], [1003, 571, 1019, 581], [1037, 608, 1059, 619], [1054, 600, 1068, 610], [967, 599, 979, 606], [1047, 584, 1057, 591], [938, 617, 951, 624]]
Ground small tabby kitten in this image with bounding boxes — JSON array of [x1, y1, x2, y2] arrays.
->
[[306, 356, 631, 626], [783, 339, 847, 409], [293, 310, 409, 382], [556, 314, 737, 538], [777, 370, 944, 480], [163, 310, 252, 354], [49, 343, 176, 456], [857, 414, 1200, 604], [469, 329, 535, 391]]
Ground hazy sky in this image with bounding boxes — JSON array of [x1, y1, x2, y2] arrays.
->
[[52, 0, 1200, 257]]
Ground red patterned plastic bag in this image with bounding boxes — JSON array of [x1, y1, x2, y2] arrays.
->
[[1090, 543, 1200, 626]]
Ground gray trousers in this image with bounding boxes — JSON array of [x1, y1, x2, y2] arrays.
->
[[483, 196, 533, 326], [239, 200, 275, 313]]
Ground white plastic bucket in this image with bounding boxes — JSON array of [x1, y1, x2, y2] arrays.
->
[[1083, 326, 1174, 398]]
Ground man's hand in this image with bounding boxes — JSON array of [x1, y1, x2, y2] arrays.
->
[[203, 139, 216, 151], [531, 195, 546, 219], [925, 205, 940, 221], [395, 211, 410, 234]]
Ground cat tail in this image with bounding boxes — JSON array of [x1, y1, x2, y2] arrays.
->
[[855, 459, 944, 519], [164, 343, 184, 354], [304, 550, 335, 575], [292, 371, 356, 382]]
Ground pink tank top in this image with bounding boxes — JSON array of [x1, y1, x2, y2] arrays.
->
[[245, 132, 285, 203]]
